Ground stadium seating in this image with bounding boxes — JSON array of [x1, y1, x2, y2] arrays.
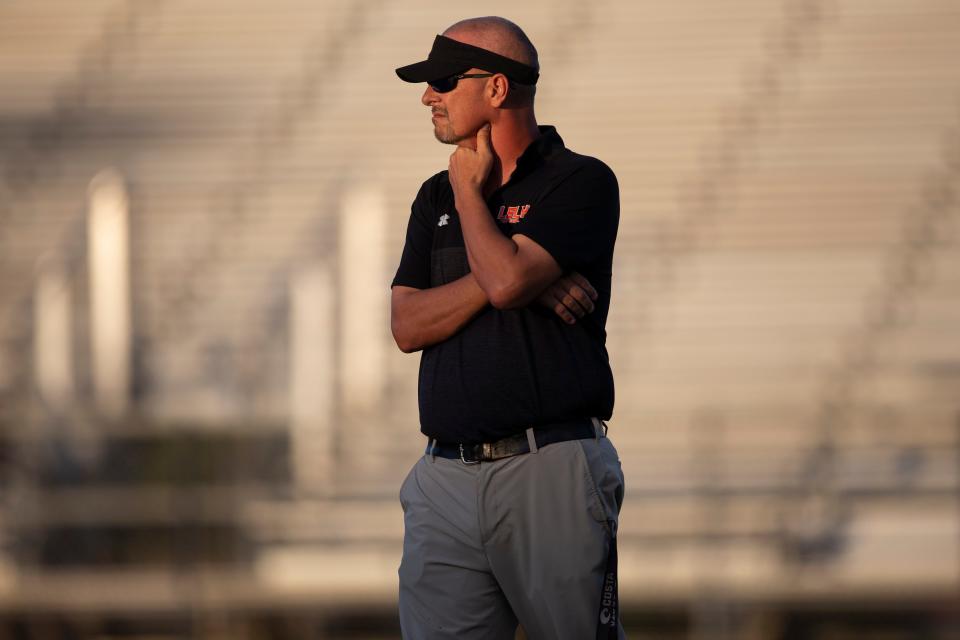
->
[[0, 0, 957, 631]]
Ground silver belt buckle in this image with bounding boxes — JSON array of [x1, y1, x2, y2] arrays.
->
[[459, 443, 480, 465]]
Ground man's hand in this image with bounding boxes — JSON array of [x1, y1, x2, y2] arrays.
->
[[448, 123, 494, 200], [537, 272, 598, 325]]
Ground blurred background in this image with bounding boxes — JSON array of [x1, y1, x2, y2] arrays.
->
[[0, 0, 958, 638]]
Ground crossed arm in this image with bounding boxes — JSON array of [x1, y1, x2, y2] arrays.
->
[[391, 271, 597, 353], [392, 124, 598, 354]]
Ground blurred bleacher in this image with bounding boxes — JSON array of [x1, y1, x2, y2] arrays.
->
[[0, 0, 958, 638]]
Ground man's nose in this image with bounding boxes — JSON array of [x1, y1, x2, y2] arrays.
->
[[422, 85, 438, 106]]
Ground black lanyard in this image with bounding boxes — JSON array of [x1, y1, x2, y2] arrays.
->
[[596, 526, 619, 639]]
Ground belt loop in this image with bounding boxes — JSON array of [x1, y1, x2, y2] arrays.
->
[[428, 438, 437, 462], [592, 417, 603, 440], [525, 427, 538, 454]]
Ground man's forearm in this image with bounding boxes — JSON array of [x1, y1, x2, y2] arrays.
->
[[447, 125, 561, 309], [391, 274, 488, 353], [456, 190, 558, 309], [456, 189, 521, 296]]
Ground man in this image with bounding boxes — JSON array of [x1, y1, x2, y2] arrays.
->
[[391, 16, 625, 640]]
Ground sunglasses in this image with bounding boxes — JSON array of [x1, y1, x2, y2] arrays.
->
[[428, 72, 494, 93]]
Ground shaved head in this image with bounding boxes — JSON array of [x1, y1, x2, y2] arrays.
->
[[443, 17, 538, 105], [443, 16, 539, 69]]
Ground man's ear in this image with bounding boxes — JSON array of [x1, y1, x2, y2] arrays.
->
[[489, 74, 510, 107]]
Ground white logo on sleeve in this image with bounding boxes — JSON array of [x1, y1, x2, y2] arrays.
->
[[438, 213, 450, 227]]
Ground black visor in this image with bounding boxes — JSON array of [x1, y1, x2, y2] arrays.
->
[[396, 35, 539, 85]]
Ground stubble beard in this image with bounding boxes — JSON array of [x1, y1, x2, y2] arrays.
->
[[433, 119, 469, 145]]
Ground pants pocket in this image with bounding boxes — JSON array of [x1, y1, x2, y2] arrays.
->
[[398, 458, 420, 512], [575, 439, 624, 534]]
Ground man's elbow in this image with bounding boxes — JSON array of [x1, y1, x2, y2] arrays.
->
[[487, 283, 531, 310], [393, 334, 422, 354], [482, 256, 557, 310], [394, 337, 420, 354], [391, 318, 422, 354]]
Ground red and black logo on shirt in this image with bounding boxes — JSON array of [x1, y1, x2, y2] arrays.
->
[[496, 204, 531, 224]]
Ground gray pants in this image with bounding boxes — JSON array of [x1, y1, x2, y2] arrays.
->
[[398, 428, 626, 639]]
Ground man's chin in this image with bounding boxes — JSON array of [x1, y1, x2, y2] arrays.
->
[[434, 125, 468, 145], [434, 132, 457, 145]]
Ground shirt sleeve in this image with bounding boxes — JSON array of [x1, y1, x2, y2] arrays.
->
[[510, 159, 619, 272], [391, 179, 435, 290]]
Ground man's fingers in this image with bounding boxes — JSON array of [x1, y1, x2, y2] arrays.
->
[[476, 123, 492, 154], [556, 277, 594, 314], [568, 271, 598, 300], [540, 290, 577, 324], [540, 279, 596, 323], [553, 301, 577, 325], [561, 292, 591, 317]]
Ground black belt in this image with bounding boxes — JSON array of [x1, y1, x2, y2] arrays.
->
[[427, 419, 604, 464]]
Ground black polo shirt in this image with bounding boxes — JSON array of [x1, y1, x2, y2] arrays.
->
[[392, 125, 619, 444]]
